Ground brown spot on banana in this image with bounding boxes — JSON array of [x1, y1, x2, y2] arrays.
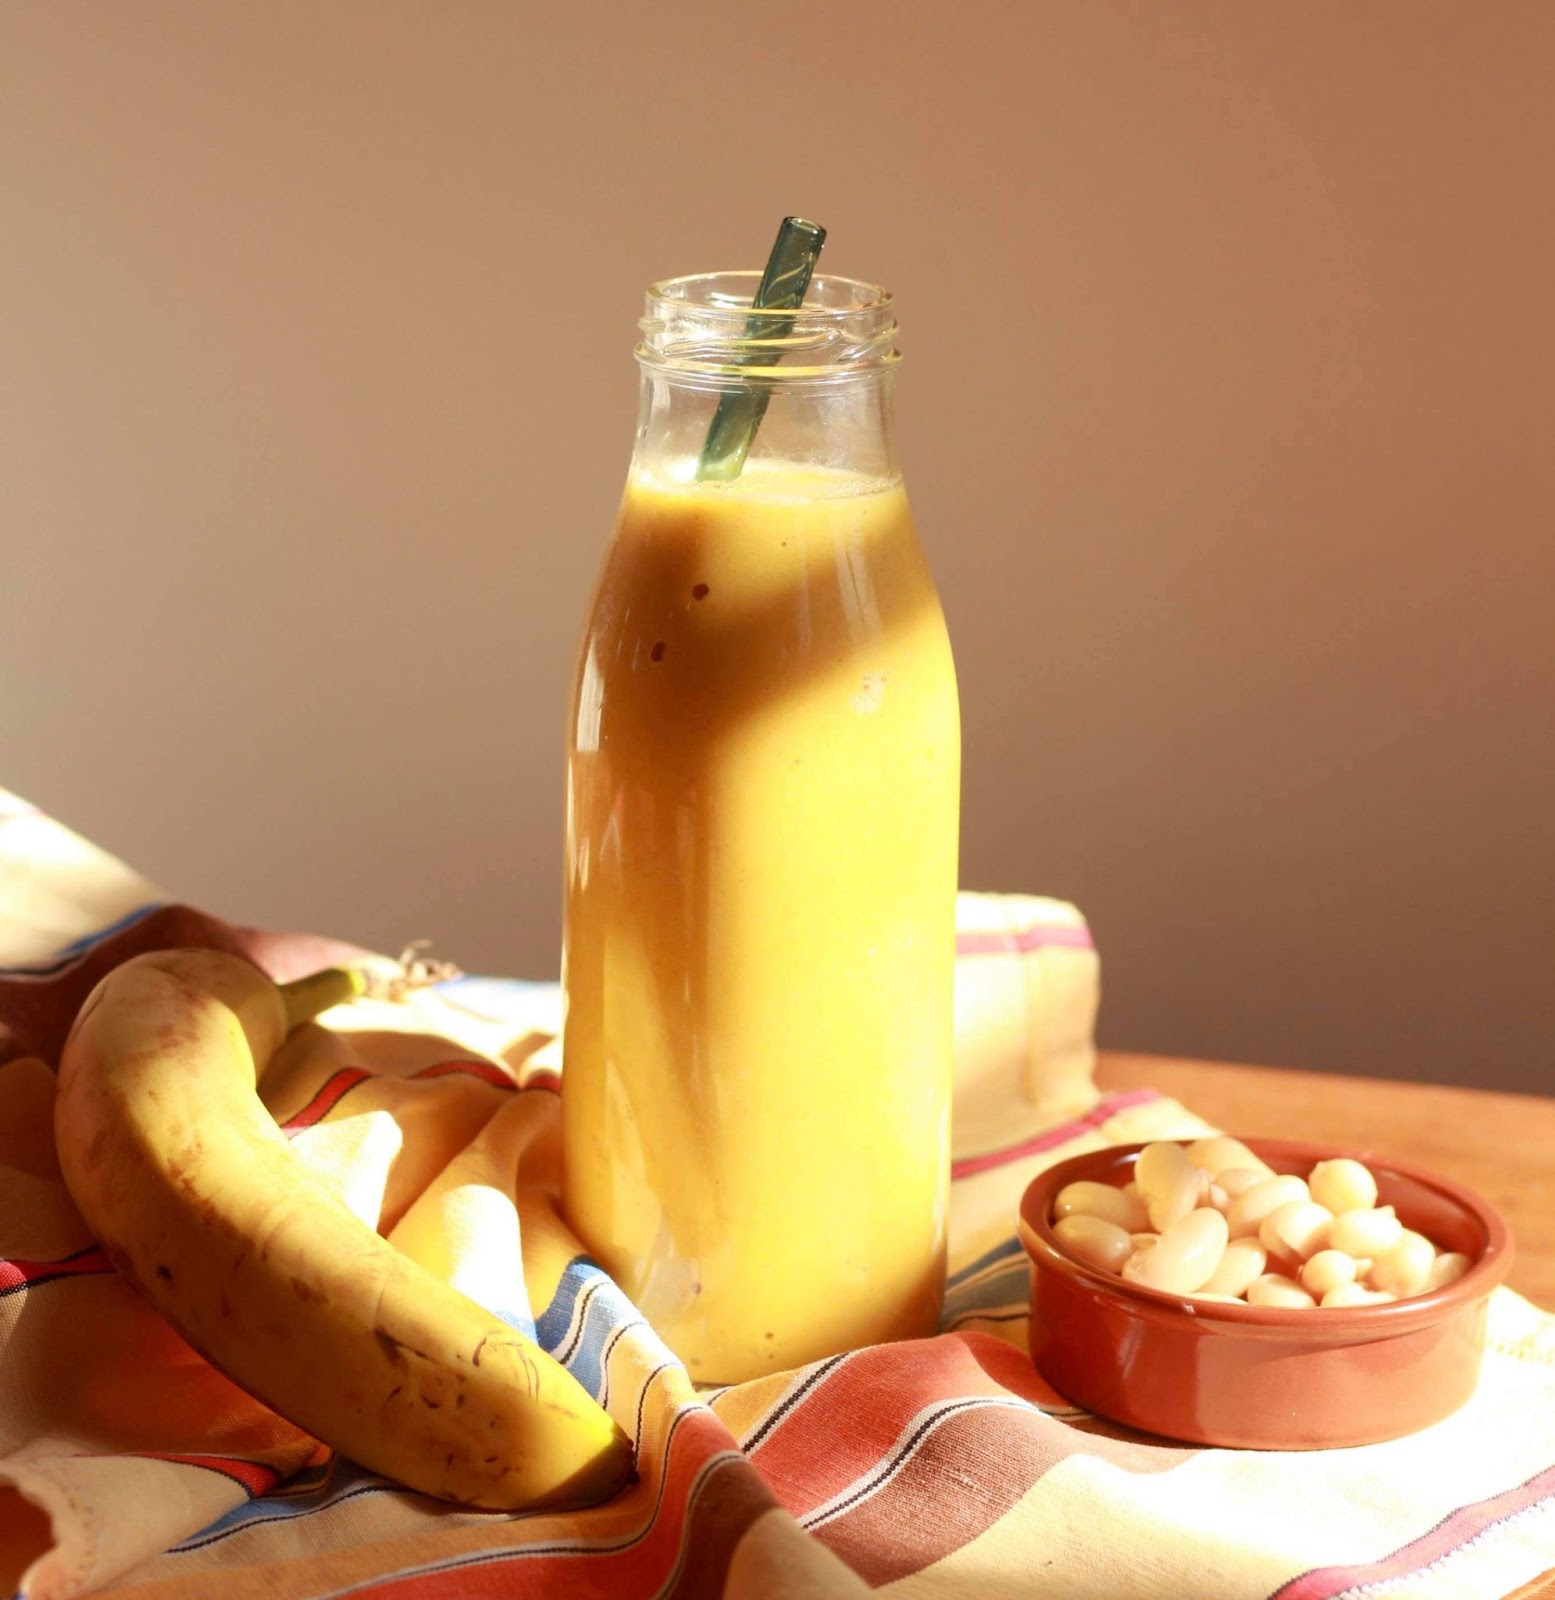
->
[[100, 1239, 139, 1286], [374, 1328, 409, 1367], [55, 949, 633, 1513], [516, 1347, 540, 1403]]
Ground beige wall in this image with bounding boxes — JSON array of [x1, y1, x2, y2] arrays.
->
[[3, 3, 1551, 1091]]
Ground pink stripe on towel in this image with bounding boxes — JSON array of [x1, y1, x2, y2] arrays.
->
[[956, 924, 1094, 957], [1269, 1462, 1555, 1599], [951, 1088, 1161, 1180]]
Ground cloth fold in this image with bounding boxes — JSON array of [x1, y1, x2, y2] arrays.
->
[[2, 788, 1553, 1600]]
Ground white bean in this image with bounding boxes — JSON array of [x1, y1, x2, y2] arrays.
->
[[1308, 1158, 1379, 1215], [1259, 1201, 1334, 1265], [1134, 1208, 1229, 1295], [1152, 1171, 1204, 1231], [1247, 1273, 1316, 1309], [1069, 1147, 1474, 1314], [1370, 1230, 1437, 1299], [1226, 1175, 1310, 1239], [1187, 1136, 1274, 1179], [1300, 1249, 1359, 1298], [1216, 1168, 1266, 1203], [1426, 1251, 1472, 1291], [1135, 1141, 1202, 1231], [1052, 1215, 1135, 1275], [1135, 1141, 1187, 1193], [1053, 1180, 1149, 1233], [1329, 1205, 1403, 1259], [1201, 1237, 1268, 1297]]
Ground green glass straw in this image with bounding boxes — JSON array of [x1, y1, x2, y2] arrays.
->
[[696, 216, 827, 481]]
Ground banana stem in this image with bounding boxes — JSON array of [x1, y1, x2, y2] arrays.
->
[[279, 967, 370, 1029], [278, 945, 465, 1030]]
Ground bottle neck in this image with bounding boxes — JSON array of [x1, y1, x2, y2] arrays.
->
[[630, 368, 900, 485], [630, 270, 903, 487]]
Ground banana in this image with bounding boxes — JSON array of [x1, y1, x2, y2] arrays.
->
[[53, 948, 633, 1511]]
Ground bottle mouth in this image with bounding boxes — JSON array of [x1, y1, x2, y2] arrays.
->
[[637, 270, 900, 383]]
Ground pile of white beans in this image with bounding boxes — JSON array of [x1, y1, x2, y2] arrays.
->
[[1051, 1137, 1472, 1307]]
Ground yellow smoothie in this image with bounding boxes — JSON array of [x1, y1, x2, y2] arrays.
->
[[561, 459, 959, 1382]]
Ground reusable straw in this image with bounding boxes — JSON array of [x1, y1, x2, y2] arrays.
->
[[696, 216, 826, 481]]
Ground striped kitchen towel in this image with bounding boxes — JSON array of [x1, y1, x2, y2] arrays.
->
[[2, 787, 1553, 1600]]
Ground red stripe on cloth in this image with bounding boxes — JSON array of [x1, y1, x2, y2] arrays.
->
[[1269, 1463, 1555, 1600], [748, 1333, 1060, 1521], [0, 904, 259, 1067], [411, 1060, 517, 1090], [955, 923, 1093, 956], [748, 1329, 1194, 1585], [349, 1405, 773, 1599], [279, 1067, 373, 1130], [281, 1060, 518, 1132], [809, 1397, 1059, 1584], [811, 1391, 1193, 1587], [0, 1244, 112, 1299], [127, 1452, 284, 1498], [950, 1087, 1162, 1180]]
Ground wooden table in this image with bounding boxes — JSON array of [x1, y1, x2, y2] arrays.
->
[[1097, 1052, 1555, 1309], [1098, 1053, 1555, 1600]]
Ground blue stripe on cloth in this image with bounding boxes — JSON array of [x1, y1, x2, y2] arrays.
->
[[432, 975, 561, 1025], [533, 1256, 608, 1353], [495, 1303, 538, 1341], [52, 903, 166, 956], [533, 1256, 643, 1402], [167, 1461, 386, 1553], [946, 1236, 1024, 1290], [941, 1248, 1031, 1328], [0, 902, 165, 977]]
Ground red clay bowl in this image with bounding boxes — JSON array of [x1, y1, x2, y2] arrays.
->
[[1018, 1137, 1513, 1449]]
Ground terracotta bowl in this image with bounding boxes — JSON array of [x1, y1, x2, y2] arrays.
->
[[1018, 1137, 1513, 1449]]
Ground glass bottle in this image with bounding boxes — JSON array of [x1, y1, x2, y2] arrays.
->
[[561, 270, 960, 1383]]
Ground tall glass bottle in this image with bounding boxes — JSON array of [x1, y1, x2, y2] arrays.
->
[[561, 271, 960, 1384]]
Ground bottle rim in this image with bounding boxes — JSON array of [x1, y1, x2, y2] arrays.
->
[[636, 270, 900, 385]]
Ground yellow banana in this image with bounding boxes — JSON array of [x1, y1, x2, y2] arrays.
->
[[53, 948, 633, 1511]]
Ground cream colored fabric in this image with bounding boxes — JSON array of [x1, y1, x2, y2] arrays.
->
[[3, 789, 1552, 1600]]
